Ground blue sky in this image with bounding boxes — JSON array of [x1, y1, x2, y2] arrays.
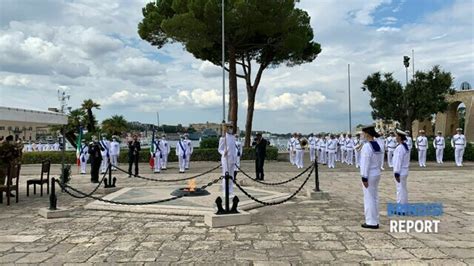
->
[[0, 0, 472, 134]]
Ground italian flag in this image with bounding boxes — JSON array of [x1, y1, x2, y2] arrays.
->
[[149, 130, 155, 169], [76, 127, 83, 166]]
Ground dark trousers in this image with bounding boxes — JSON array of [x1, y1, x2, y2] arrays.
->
[[255, 156, 265, 180], [128, 156, 139, 176], [90, 160, 101, 182]]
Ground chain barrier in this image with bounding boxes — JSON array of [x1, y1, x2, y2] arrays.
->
[[65, 165, 110, 198], [113, 164, 221, 183], [232, 164, 315, 206], [55, 175, 223, 205], [235, 163, 313, 186]]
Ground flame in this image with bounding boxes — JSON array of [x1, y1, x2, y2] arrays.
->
[[187, 179, 196, 192]]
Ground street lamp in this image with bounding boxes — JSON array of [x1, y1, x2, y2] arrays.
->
[[403, 56, 410, 86]]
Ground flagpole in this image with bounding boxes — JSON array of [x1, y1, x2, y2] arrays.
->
[[348, 64, 352, 134], [221, 0, 225, 128]]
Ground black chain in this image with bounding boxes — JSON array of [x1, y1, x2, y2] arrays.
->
[[55, 176, 223, 206], [235, 163, 313, 186], [62, 165, 110, 198], [232, 165, 315, 206], [113, 164, 221, 182]]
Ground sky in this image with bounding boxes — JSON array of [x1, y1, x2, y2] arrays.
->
[[0, 0, 473, 134]]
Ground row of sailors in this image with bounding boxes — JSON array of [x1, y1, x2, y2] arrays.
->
[[288, 127, 467, 169], [78, 133, 244, 174], [23, 142, 61, 152]]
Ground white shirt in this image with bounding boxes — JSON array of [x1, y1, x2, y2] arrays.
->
[[79, 144, 89, 157], [289, 137, 296, 151], [184, 138, 193, 154], [345, 138, 354, 150], [235, 140, 243, 157], [99, 139, 110, 156], [433, 136, 445, 149], [218, 133, 237, 159], [360, 140, 383, 178], [176, 140, 188, 156], [415, 136, 428, 151], [109, 140, 120, 156], [386, 136, 397, 151], [327, 139, 337, 153], [451, 134, 466, 148], [309, 136, 317, 149], [406, 137, 413, 150], [294, 139, 302, 150], [161, 138, 170, 154], [393, 142, 410, 177]]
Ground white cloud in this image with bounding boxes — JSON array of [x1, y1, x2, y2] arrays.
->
[[253, 91, 326, 111], [0, 75, 30, 86], [376, 26, 401, 32], [162, 88, 221, 109]]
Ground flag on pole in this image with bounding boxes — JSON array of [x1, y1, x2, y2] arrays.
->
[[76, 127, 83, 166], [149, 130, 155, 169]]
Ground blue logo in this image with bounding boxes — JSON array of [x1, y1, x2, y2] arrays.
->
[[387, 203, 443, 217]]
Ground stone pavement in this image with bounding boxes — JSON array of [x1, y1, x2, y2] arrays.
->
[[0, 157, 473, 265]]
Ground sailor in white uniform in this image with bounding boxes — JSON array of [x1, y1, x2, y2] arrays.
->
[[327, 134, 337, 168], [109, 136, 120, 170], [294, 134, 304, 169], [354, 133, 362, 168], [218, 122, 237, 197], [433, 131, 445, 164], [359, 125, 383, 229], [451, 128, 466, 167], [345, 134, 355, 165], [405, 130, 413, 153], [288, 133, 297, 165], [339, 134, 346, 163], [176, 135, 187, 173], [385, 131, 397, 168], [183, 133, 193, 170], [151, 136, 163, 173], [99, 134, 110, 173], [79, 140, 89, 174], [160, 134, 170, 170], [235, 134, 243, 173], [393, 129, 410, 204], [315, 134, 321, 162], [415, 130, 428, 167], [320, 135, 328, 165], [378, 131, 386, 170], [308, 133, 317, 163], [53, 142, 60, 151]]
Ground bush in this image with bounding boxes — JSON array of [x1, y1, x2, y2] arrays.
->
[[21, 147, 279, 164], [199, 137, 219, 149]]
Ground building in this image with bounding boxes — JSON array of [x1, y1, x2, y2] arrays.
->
[[190, 121, 239, 133], [0, 106, 67, 141]]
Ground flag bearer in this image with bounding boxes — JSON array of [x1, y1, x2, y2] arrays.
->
[[218, 122, 237, 197]]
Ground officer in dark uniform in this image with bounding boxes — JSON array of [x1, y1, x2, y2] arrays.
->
[[128, 134, 141, 177], [88, 136, 103, 183], [252, 133, 269, 180]]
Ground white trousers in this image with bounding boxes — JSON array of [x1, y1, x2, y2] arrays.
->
[[363, 175, 381, 226], [154, 154, 162, 172], [290, 151, 295, 165], [341, 149, 346, 163], [221, 156, 236, 197], [355, 151, 360, 167], [110, 155, 118, 169], [346, 149, 354, 165], [235, 156, 241, 170], [80, 155, 88, 174], [418, 149, 427, 166], [455, 148, 465, 166], [436, 148, 444, 163], [380, 152, 385, 169], [387, 150, 394, 167], [295, 150, 304, 168], [327, 152, 335, 168], [100, 155, 109, 173], [161, 153, 168, 169], [185, 153, 191, 169], [309, 147, 316, 162], [178, 155, 186, 172], [320, 150, 327, 164], [396, 175, 408, 204]]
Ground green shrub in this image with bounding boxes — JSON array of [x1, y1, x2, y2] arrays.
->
[[21, 147, 279, 164], [199, 137, 219, 149]]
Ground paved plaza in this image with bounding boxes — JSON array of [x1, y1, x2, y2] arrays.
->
[[0, 157, 473, 265]]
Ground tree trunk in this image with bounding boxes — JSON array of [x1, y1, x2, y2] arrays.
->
[[244, 89, 256, 147], [227, 46, 238, 133]]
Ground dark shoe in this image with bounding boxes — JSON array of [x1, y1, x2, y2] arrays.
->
[[361, 223, 379, 229]]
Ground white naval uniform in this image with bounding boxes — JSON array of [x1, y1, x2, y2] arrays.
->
[[99, 139, 110, 173], [26, 144, 33, 152], [360, 140, 383, 226], [288, 137, 296, 165], [79, 144, 89, 174], [415, 136, 428, 167], [326, 139, 337, 168], [385, 136, 397, 168], [433, 136, 445, 164], [235, 139, 243, 170], [53, 142, 60, 151], [378, 136, 386, 170], [218, 133, 237, 197], [160, 138, 170, 169], [354, 138, 362, 168], [176, 140, 187, 172], [184, 138, 193, 169], [309, 136, 317, 162], [320, 138, 327, 164], [151, 139, 163, 173], [451, 134, 466, 166], [109, 140, 120, 169], [315, 138, 321, 162], [345, 138, 355, 165], [393, 142, 410, 204], [294, 139, 304, 168], [339, 136, 346, 163]]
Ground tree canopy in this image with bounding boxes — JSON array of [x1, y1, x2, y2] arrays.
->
[[102, 115, 128, 137], [81, 99, 101, 133], [362, 65, 454, 130]]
